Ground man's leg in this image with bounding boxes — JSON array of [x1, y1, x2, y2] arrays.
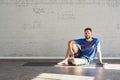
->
[[57, 40, 79, 65]]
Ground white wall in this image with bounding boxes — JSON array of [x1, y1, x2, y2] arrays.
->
[[0, 0, 120, 58]]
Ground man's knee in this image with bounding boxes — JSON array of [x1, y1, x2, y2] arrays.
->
[[68, 40, 72, 45], [72, 44, 79, 53], [68, 40, 74, 46], [68, 40, 79, 53]]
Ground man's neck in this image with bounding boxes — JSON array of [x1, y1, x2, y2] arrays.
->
[[86, 37, 93, 42]]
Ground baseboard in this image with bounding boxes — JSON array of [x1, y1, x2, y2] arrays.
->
[[0, 57, 64, 59], [0, 57, 120, 59]]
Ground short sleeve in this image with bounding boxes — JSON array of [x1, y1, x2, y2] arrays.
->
[[96, 39, 100, 49], [74, 39, 81, 44]]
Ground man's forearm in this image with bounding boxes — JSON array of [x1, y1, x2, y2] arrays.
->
[[97, 50, 103, 64]]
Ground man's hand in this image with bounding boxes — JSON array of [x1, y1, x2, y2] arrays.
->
[[96, 62, 108, 67]]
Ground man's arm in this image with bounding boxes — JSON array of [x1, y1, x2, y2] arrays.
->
[[96, 48, 104, 64]]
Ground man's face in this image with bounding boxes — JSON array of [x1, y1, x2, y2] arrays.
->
[[84, 30, 92, 39]]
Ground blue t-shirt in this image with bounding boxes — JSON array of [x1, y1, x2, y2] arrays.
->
[[75, 38, 100, 62]]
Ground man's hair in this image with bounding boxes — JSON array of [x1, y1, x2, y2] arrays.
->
[[84, 27, 92, 32]]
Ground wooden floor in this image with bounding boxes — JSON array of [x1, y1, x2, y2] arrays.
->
[[0, 59, 120, 80]]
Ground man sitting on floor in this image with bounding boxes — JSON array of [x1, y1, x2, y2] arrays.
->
[[57, 27, 104, 66]]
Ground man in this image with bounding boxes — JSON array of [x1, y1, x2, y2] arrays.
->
[[57, 27, 104, 66]]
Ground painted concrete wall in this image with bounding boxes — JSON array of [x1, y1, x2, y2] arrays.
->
[[0, 0, 120, 58]]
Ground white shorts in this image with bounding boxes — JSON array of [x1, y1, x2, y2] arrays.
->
[[73, 57, 89, 65]]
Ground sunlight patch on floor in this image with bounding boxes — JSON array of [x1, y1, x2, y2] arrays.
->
[[32, 73, 94, 80], [55, 63, 120, 70], [104, 64, 120, 70]]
